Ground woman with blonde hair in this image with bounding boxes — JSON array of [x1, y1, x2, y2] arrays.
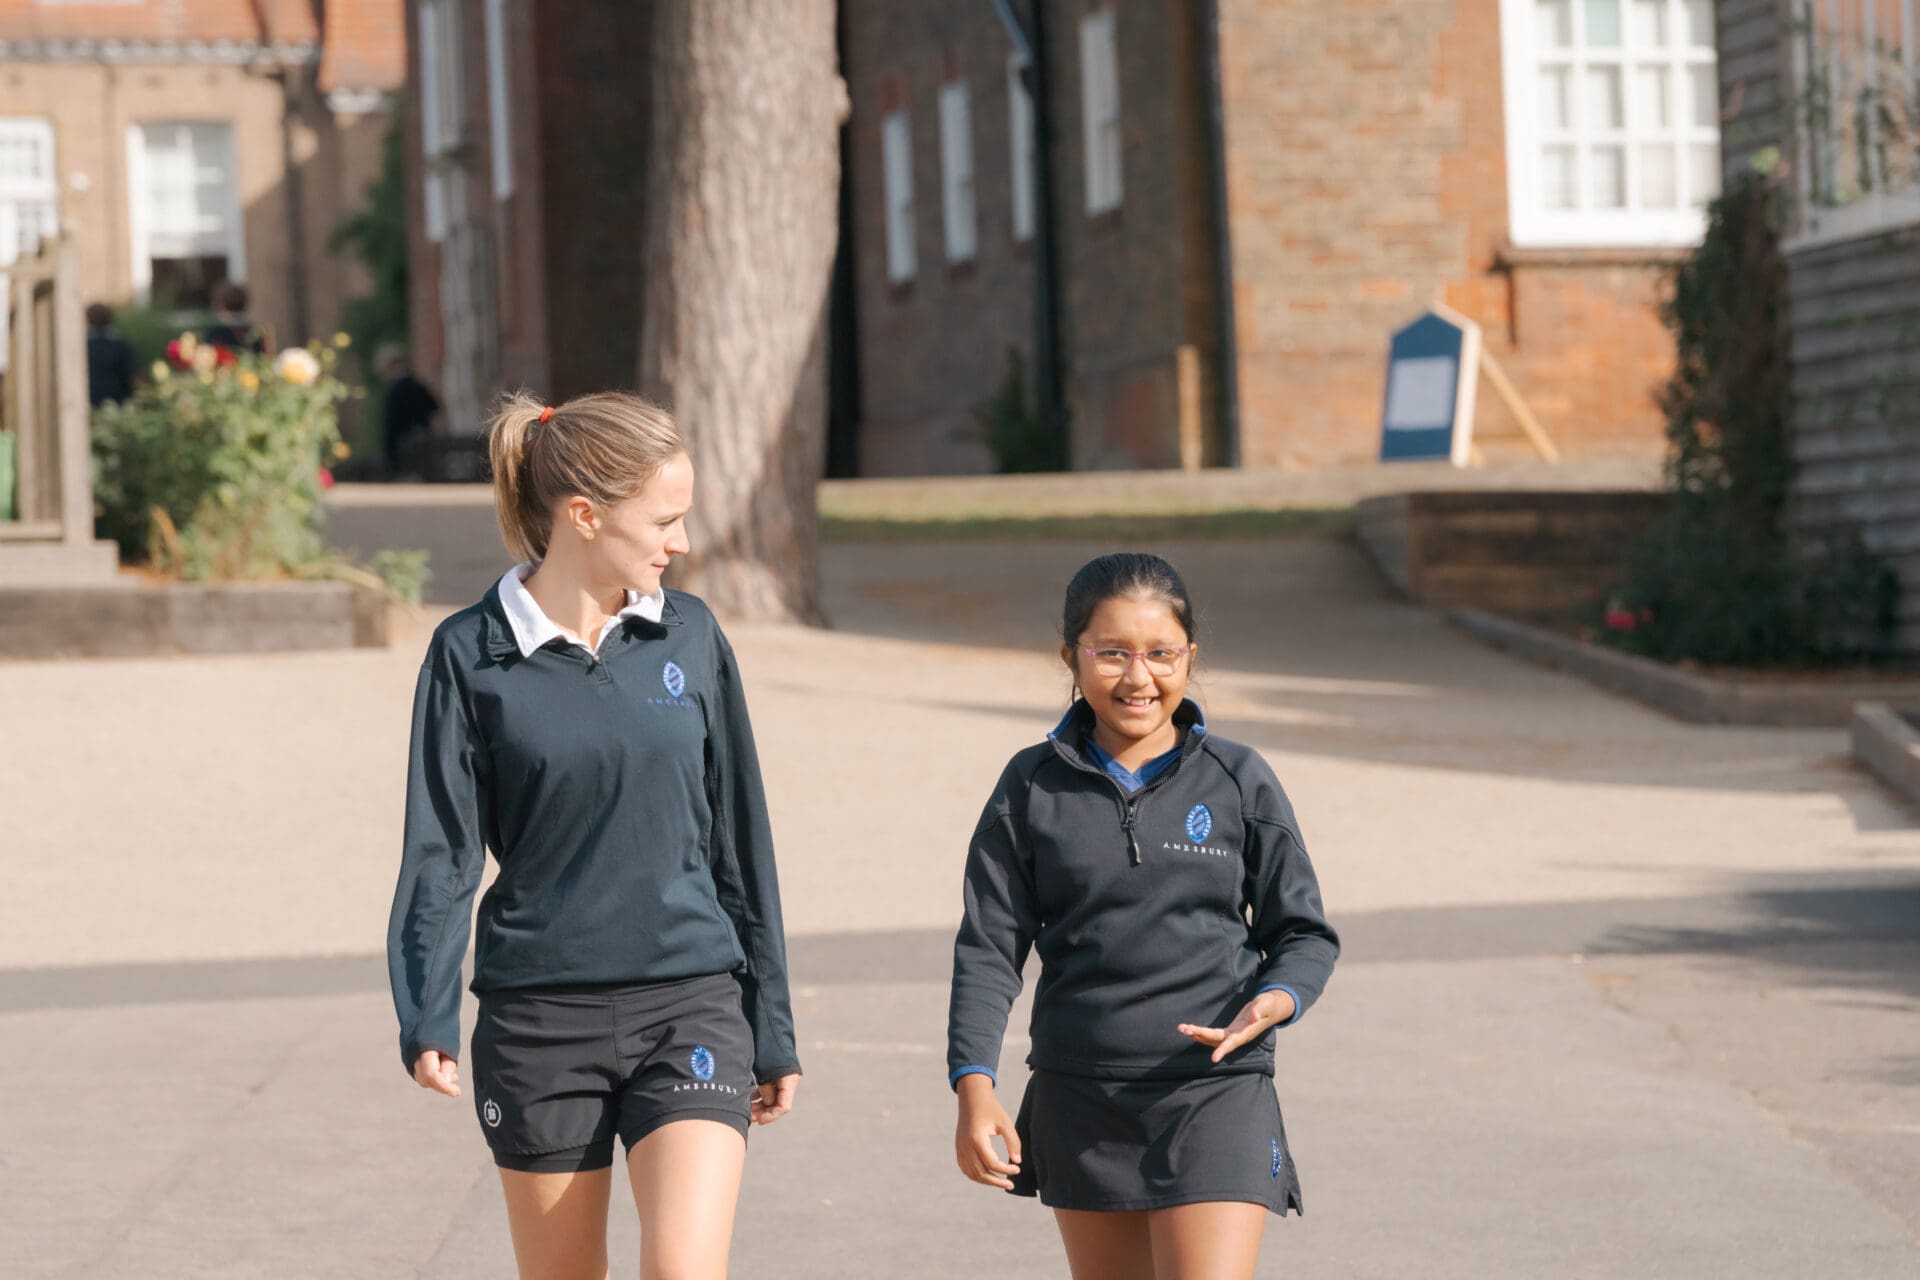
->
[[388, 390, 800, 1280]]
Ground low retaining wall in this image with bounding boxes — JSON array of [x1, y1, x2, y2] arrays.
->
[[1852, 703, 1920, 808], [1357, 490, 1666, 620], [1450, 608, 1920, 727], [0, 580, 389, 659]]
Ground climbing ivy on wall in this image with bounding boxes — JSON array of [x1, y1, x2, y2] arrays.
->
[[1602, 171, 1898, 667]]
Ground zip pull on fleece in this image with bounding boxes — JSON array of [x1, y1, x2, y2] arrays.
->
[[1123, 801, 1142, 864]]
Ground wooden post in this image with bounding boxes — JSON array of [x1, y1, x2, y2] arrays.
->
[[53, 239, 90, 546]]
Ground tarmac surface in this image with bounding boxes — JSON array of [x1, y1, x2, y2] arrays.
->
[[3, 495, 1918, 1277]]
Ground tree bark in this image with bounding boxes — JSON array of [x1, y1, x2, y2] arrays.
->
[[640, 0, 842, 624]]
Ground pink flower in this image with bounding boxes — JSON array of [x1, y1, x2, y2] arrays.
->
[[1603, 607, 1637, 631], [317, 467, 335, 490]]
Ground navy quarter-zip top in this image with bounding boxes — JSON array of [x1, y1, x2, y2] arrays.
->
[[387, 584, 799, 1084], [947, 699, 1338, 1084]]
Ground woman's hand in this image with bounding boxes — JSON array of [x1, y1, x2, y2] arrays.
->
[[411, 1049, 462, 1098], [954, 1073, 1022, 1190], [1178, 988, 1297, 1064], [751, 1073, 800, 1125]]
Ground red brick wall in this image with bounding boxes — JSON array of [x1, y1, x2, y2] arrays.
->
[[841, 1, 1041, 475], [1220, 0, 1675, 469]]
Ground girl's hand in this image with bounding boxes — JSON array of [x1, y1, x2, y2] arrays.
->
[[751, 1073, 800, 1125], [411, 1049, 462, 1098], [1178, 989, 1297, 1064], [954, 1074, 1022, 1190]]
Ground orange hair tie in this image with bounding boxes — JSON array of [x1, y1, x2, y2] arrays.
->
[[538, 406, 555, 424]]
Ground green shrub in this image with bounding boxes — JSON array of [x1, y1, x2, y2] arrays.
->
[[1601, 170, 1897, 666], [977, 347, 1065, 474]]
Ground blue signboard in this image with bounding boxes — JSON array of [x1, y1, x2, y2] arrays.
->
[[1379, 305, 1481, 465]]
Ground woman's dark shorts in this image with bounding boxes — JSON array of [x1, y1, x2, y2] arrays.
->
[[1009, 1069, 1304, 1215], [469, 971, 754, 1173]]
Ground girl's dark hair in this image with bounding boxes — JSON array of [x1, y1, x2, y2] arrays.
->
[[1062, 553, 1198, 646]]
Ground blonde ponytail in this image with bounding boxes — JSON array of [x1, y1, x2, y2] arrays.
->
[[485, 389, 687, 564]]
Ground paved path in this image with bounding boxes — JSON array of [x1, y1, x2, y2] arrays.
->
[[3, 520, 1917, 1277]]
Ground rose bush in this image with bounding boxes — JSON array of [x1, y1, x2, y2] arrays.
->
[[92, 334, 415, 588]]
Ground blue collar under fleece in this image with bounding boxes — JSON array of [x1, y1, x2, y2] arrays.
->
[[1049, 698, 1208, 795]]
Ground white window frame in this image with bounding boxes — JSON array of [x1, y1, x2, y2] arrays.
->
[[125, 120, 245, 303], [483, 0, 513, 201], [0, 116, 59, 374], [1080, 10, 1123, 215], [418, 0, 460, 241], [1785, 0, 1920, 250], [0, 117, 59, 266], [1008, 52, 1037, 242], [1500, 0, 1720, 248], [882, 107, 917, 284], [939, 80, 977, 263]]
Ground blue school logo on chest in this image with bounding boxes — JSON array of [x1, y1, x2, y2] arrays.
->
[[1164, 803, 1231, 858], [648, 660, 696, 709]]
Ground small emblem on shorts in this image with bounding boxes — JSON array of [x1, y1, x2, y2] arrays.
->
[[663, 661, 687, 698], [1186, 804, 1213, 843], [483, 1098, 502, 1128], [690, 1045, 716, 1081], [1270, 1138, 1283, 1179]]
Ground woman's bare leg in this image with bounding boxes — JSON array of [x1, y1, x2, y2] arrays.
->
[[627, 1119, 747, 1280], [498, 1166, 613, 1280]]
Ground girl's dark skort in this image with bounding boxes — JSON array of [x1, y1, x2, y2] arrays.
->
[[470, 972, 754, 1173], [1009, 1069, 1304, 1216]]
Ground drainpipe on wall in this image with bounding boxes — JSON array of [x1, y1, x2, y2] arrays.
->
[[1194, 0, 1242, 468], [992, 0, 1069, 468], [277, 60, 314, 347]]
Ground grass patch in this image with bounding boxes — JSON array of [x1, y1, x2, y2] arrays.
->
[[821, 507, 1355, 543]]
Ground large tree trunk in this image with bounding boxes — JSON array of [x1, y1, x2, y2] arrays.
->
[[640, 0, 841, 624]]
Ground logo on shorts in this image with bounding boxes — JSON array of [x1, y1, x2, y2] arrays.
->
[[483, 1098, 502, 1128], [690, 1045, 716, 1081], [1186, 804, 1213, 843], [662, 661, 687, 698], [1271, 1138, 1283, 1179]]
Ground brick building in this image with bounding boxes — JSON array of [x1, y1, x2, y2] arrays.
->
[[0, 0, 405, 351], [843, 0, 1723, 474], [401, 0, 652, 447]]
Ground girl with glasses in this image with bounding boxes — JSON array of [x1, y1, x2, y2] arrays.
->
[[947, 552, 1338, 1279]]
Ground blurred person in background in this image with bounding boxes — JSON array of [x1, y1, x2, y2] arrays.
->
[[85, 303, 136, 407], [201, 282, 266, 355], [376, 343, 440, 479]]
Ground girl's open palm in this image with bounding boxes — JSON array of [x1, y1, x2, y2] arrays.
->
[[1177, 988, 1297, 1063]]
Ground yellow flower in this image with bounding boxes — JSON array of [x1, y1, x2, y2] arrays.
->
[[238, 371, 260, 392], [274, 347, 321, 386], [332, 441, 352, 460], [191, 345, 218, 375], [176, 332, 198, 359], [332, 332, 352, 348], [150, 360, 170, 382]]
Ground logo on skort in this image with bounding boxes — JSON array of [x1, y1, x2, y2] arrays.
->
[[483, 1099, 502, 1128], [1186, 804, 1213, 843], [690, 1045, 716, 1081], [663, 661, 687, 698], [1271, 1138, 1283, 1179]]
